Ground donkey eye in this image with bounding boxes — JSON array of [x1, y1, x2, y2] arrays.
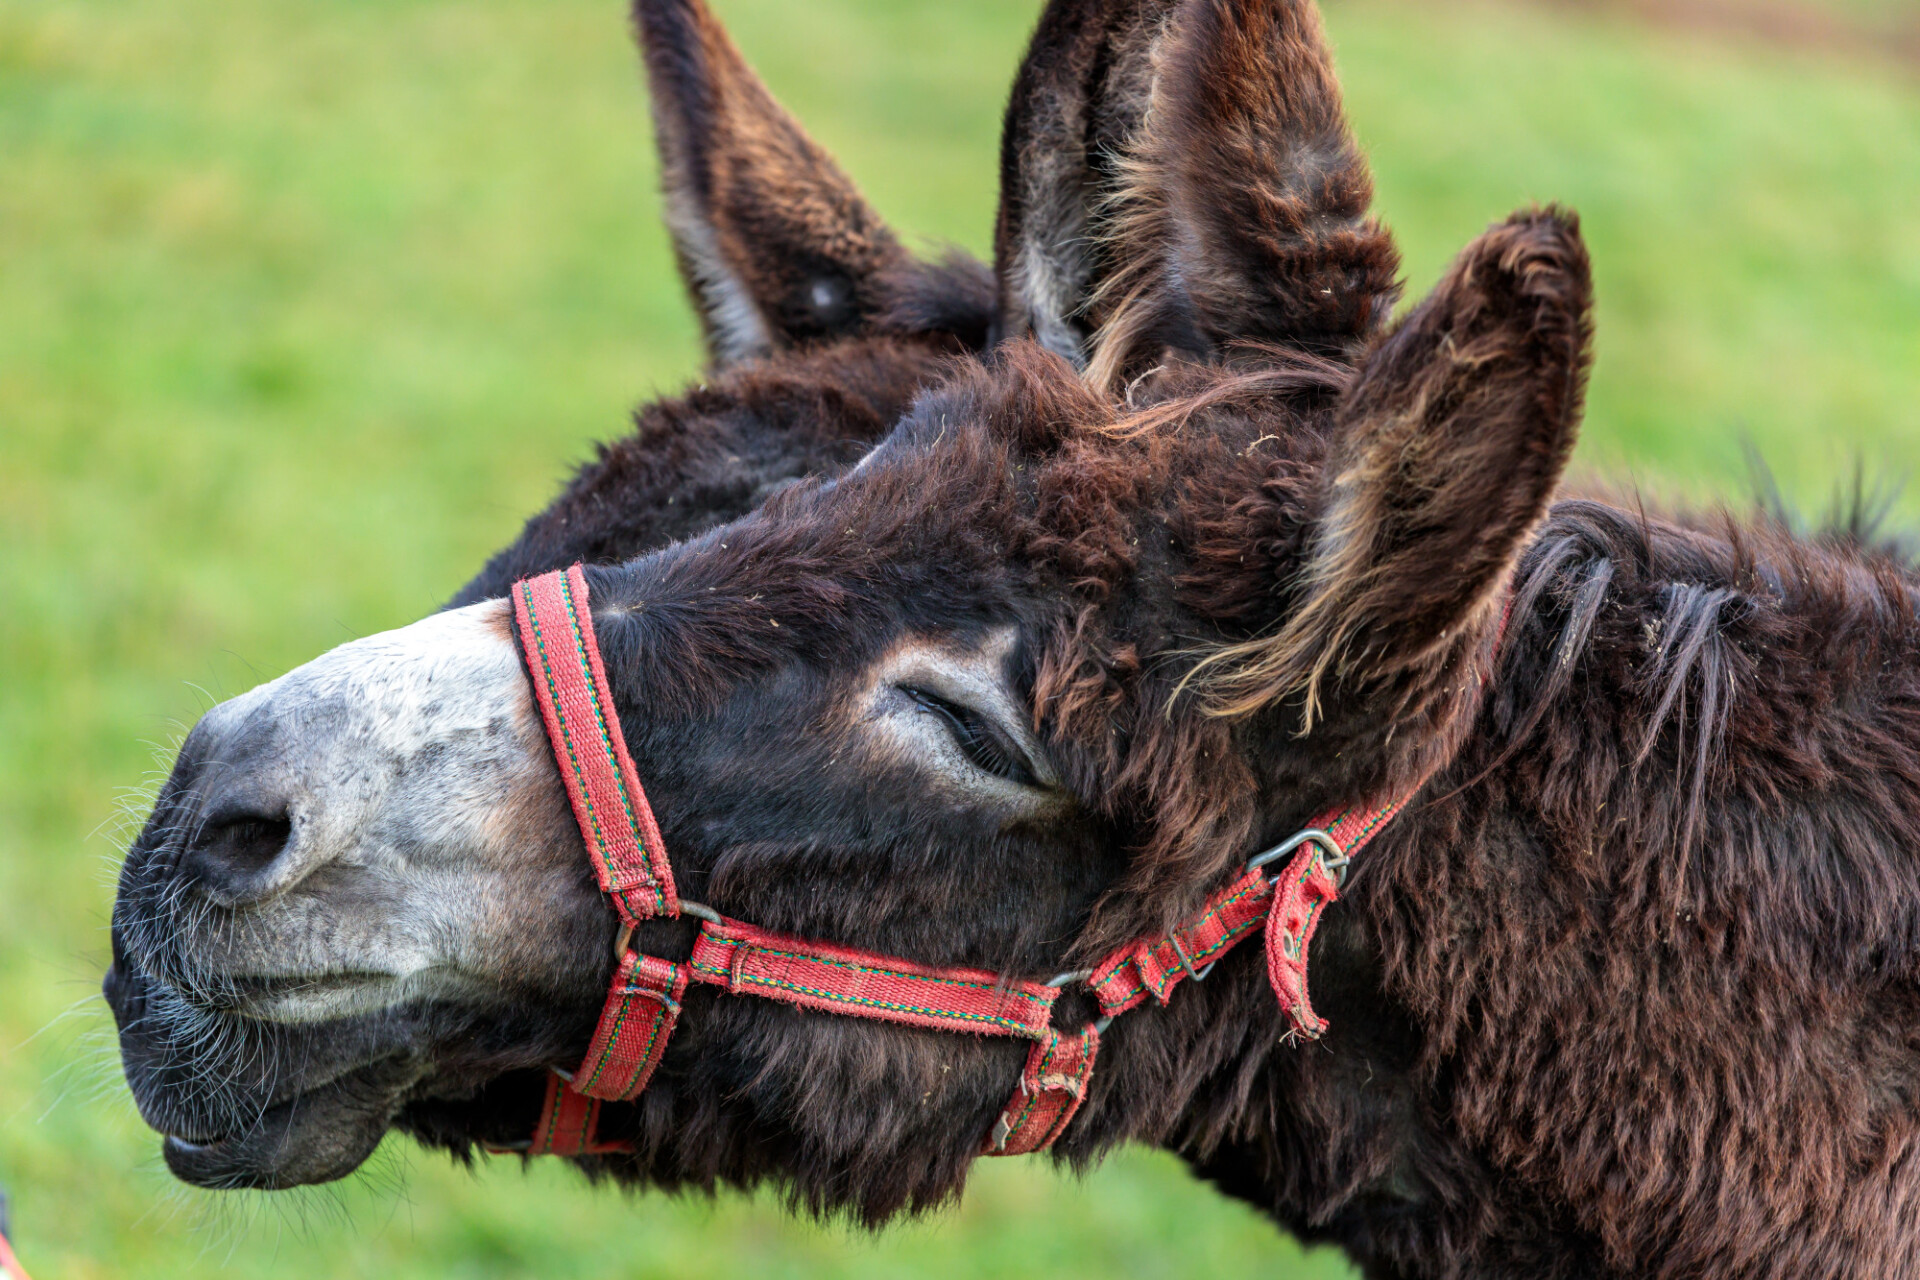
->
[[901, 687, 1039, 789]]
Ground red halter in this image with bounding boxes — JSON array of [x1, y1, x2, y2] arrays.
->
[[506, 565, 1422, 1158], [0, 1217, 30, 1280]]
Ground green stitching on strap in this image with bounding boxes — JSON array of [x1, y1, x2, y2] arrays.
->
[[690, 958, 1043, 1035], [535, 1080, 566, 1153], [1005, 1033, 1066, 1143], [557, 571, 667, 914], [523, 581, 622, 899], [711, 942, 1012, 992]]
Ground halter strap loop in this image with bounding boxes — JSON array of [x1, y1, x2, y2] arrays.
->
[[985, 1026, 1101, 1156]]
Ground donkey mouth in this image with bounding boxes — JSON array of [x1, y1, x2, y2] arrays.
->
[[106, 956, 431, 1187], [156, 1054, 419, 1189]]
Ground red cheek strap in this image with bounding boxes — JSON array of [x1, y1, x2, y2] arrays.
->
[[514, 565, 678, 923]]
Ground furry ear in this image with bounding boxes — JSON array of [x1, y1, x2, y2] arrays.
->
[[1196, 208, 1591, 724], [635, 0, 987, 365], [1085, 0, 1401, 386], [992, 0, 1177, 367]]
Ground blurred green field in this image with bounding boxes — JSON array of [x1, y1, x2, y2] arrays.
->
[[2, 0, 1916, 1275]]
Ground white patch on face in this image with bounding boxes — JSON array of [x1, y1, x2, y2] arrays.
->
[[852, 629, 1060, 808], [179, 600, 583, 1024]]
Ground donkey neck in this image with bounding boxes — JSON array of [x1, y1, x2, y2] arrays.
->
[[1174, 494, 1920, 1277]]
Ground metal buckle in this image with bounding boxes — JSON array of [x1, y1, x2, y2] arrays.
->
[[987, 1112, 1016, 1154], [1246, 827, 1349, 888], [1167, 933, 1214, 984]]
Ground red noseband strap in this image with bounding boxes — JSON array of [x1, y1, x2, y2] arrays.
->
[[506, 565, 1435, 1162]]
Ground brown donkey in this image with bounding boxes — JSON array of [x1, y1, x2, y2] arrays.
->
[[107, 1, 1920, 1276]]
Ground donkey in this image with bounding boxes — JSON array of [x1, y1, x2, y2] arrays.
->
[[106, 1, 1920, 1277]]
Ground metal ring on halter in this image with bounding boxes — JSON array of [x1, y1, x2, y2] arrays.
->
[[1043, 971, 1112, 1033], [612, 900, 725, 960], [1246, 827, 1350, 886], [1245, 828, 1338, 873]]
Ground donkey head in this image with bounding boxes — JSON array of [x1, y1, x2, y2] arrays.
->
[[107, 0, 1591, 1220]]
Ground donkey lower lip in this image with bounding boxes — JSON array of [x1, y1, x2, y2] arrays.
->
[[107, 956, 438, 1160], [158, 1055, 421, 1190], [162, 1132, 231, 1154]]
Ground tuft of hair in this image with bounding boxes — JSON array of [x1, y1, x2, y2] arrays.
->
[[1184, 207, 1593, 724]]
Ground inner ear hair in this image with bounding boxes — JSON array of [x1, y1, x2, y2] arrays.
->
[[992, 0, 1181, 366], [1187, 207, 1594, 724], [636, 0, 918, 364], [1083, 0, 1402, 388]]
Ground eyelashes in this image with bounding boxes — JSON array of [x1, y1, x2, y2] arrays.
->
[[900, 686, 1040, 789]]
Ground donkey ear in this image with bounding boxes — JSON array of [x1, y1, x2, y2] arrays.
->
[[1198, 209, 1591, 721], [1081, 0, 1403, 385], [635, 0, 931, 365], [993, 0, 1176, 366]]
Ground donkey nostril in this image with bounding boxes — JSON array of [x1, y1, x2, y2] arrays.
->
[[185, 811, 294, 899]]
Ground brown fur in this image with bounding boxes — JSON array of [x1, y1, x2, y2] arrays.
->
[[1189, 212, 1590, 722], [451, 336, 978, 603], [640, 0, 992, 364], [992, 0, 1174, 363], [1086, 0, 1402, 385], [107, 3, 1920, 1277]]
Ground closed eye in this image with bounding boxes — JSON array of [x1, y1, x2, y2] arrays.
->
[[901, 687, 1039, 789]]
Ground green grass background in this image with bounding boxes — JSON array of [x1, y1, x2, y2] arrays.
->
[[2, 0, 1916, 1274]]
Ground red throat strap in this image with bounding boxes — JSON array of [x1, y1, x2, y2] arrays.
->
[[573, 952, 687, 1101]]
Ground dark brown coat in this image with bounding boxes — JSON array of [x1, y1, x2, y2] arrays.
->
[[108, 3, 1920, 1277]]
